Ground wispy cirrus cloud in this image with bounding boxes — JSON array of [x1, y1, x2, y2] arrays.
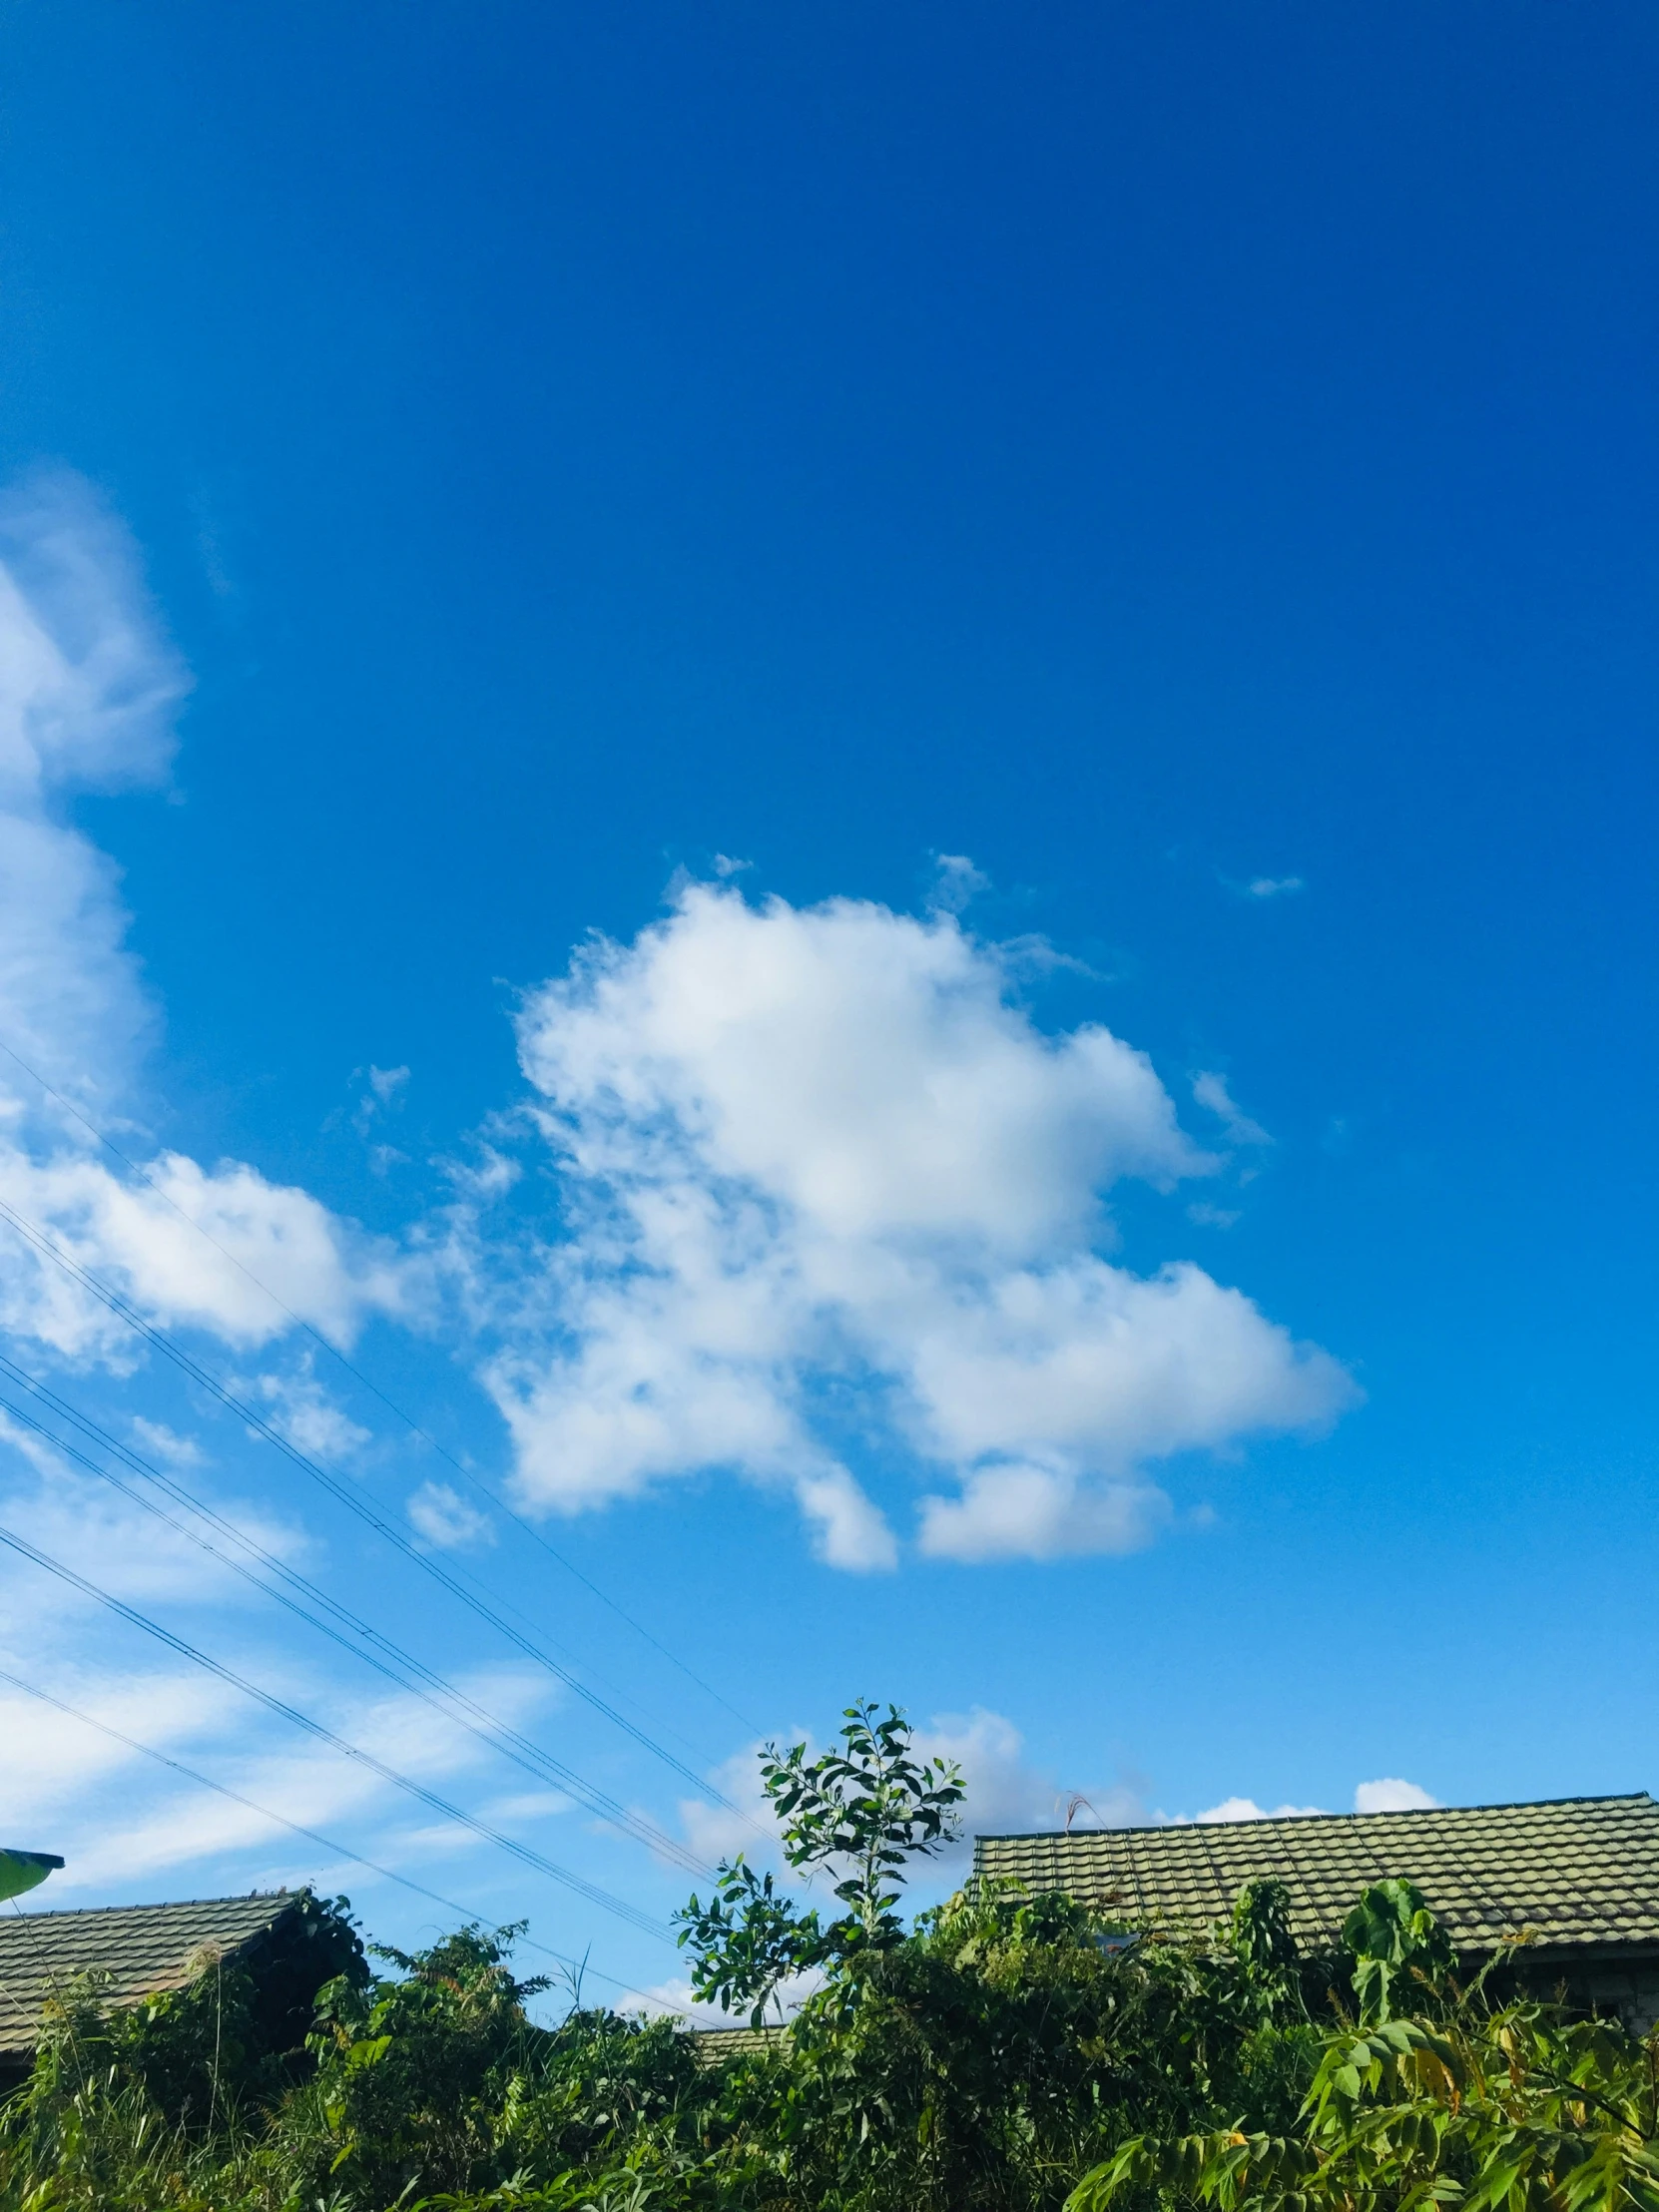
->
[[0, 469, 186, 1100], [0, 472, 413, 1372], [1192, 1071, 1272, 1149], [0, 1657, 559, 1893], [1216, 868, 1304, 903]]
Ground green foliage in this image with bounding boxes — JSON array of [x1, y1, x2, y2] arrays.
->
[[3, 1707, 1650, 2212], [22, 1891, 358, 2128], [675, 1698, 964, 2025], [291, 1923, 550, 2205], [674, 1859, 827, 2028], [1067, 1913, 1659, 2212], [763, 1699, 965, 1945], [1230, 1883, 1302, 2011], [1342, 1879, 1455, 2025]]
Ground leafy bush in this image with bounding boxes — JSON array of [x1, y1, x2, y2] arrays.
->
[[1069, 1879, 1659, 2212], [2, 1711, 1650, 2212]]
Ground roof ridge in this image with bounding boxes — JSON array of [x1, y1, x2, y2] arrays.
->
[[974, 1793, 1655, 1844], [1, 1892, 291, 1925]]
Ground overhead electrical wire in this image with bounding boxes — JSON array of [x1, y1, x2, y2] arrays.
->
[[0, 1191, 755, 1831], [0, 1368, 712, 1879], [0, 1514, 671, 1941], [0, 1661, 693, 2021], [0, 1034, 760, 1736], [0, 1354, 715, 1870]]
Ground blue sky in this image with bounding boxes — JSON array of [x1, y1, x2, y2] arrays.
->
[[0, 1, 1654, 2013]]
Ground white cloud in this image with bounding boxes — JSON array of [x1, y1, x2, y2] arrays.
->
[[0, 471, 412, 1364], [1355, 1777, 1437, 1813], [352, 1062, 410, 1137], [794, 1465, 898, 1571], [917, 1463, 1171, 1563], [128, 1416, 205, 1467], [254, 1363, 372, 1461], [914, 1706, 1142, 1857], [1192, 1071, 1272, 1148], [928, 852, 991, 913], [676, 1739, 789, 1873], [1178, 1779, 1439, 1824], [0, 1652, 560, 1894], [1245, 876, 1304, 899], [903, 1259, 1339, 1470], [407, 1479, 495, 1550], [0, 1148, 409, 1359], [0, 470, 185, 1102], [482, 1789, 574, 1823], [0, 1671, 237, 1833], [442, 1145, 521, 1205], [488, 881, 1357, 1564], [1193, 1796, 1327, 1824], [0, 1423, 305, 1613]]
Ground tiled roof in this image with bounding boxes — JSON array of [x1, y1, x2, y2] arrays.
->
[[973, 1795, 1659, 1960], [691, 2022, 791, 2065], [0, 1894, 296, 2058]]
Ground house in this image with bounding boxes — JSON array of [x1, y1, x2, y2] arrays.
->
[[973, 1791, 1659, 2030], [0, 1891, 362, 2084], [695, 1792, 1659, 2059]]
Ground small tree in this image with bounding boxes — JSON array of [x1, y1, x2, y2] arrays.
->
[[675, 1699, 965, 2024], [1342, 1877, 1453, 2024]]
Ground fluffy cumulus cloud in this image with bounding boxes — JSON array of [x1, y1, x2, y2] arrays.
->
[[1185, 1778, 1439, 1823], [1355, 1777, 1437, 1814], [0, 473, 1379, 1950], [0, 472, 1354, 1575], [914, 1707, 1143, 1857], [1193, 1795, 1327, 1824], [0, 471, 406, 1364], [487, 883, 1358, 1565], [0, 1147, 407, 1360]]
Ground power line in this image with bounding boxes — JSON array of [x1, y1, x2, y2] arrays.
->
[[0, 1354, 714, 1870], [0, 1661, 693, 2021], [0, 1516, 671, 1941], [0, 1372, 711, 1879], [0, 1034, 760, 1736], [0, 1194, 749, 1823]]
